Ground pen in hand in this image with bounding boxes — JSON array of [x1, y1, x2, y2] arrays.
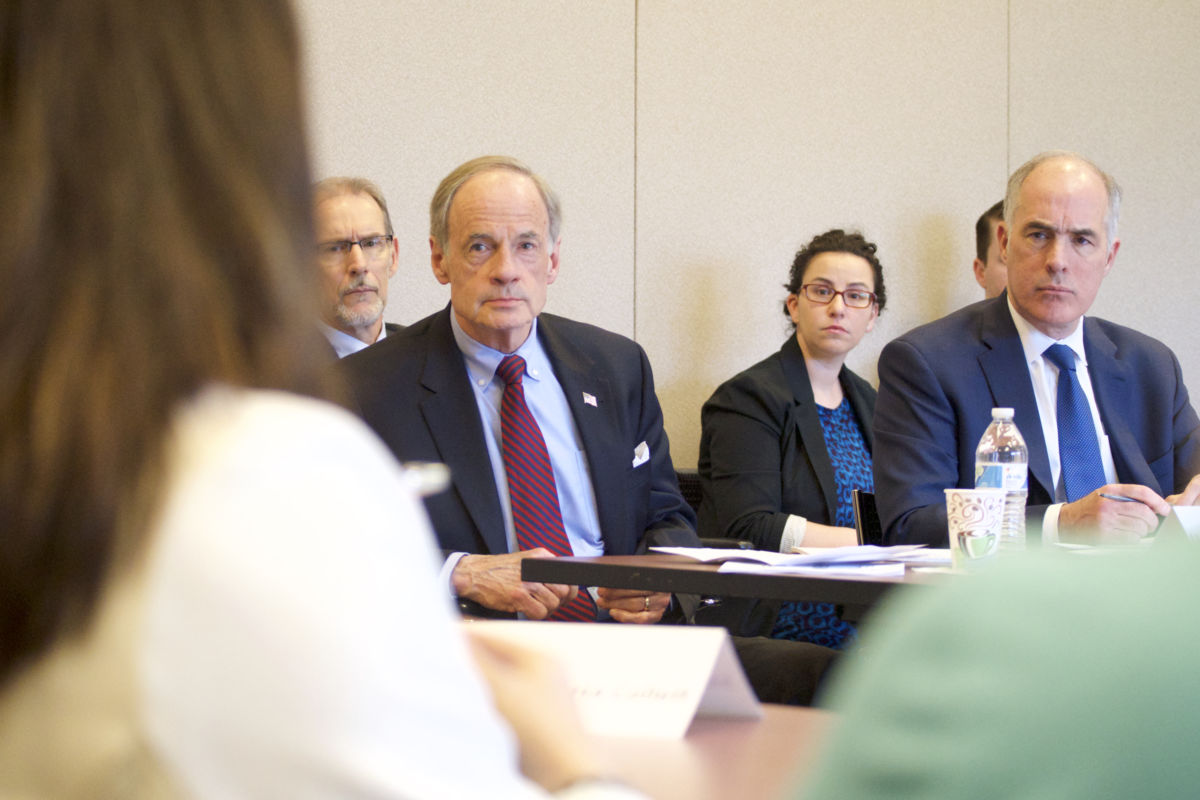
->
[[1099, 492, 1169, 538]]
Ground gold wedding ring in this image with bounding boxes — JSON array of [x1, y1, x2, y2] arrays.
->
[[643, 596, 651, 612]]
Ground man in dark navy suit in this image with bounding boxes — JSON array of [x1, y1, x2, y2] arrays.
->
[[341, 156, 836, 704], [341, 156, 697, 623], [875, 151, 1200, 547]]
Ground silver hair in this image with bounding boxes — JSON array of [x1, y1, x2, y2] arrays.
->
[[429, 156, 561, 251], [1003, 150, 1121, 250], [313, 176, 394, 236]]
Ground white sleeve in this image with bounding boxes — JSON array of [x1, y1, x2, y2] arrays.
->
[[139, 393, 550, 799], [780, 514, 808, 552], [1041, 503, 1063, 544]]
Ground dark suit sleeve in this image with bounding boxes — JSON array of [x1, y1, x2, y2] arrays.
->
[[1167, 353, 1200, 491], [699, 379, 793, 550], [632, 345, 701, 550], [874, 337, 959, 546], [1091, 323, 1200, 502]]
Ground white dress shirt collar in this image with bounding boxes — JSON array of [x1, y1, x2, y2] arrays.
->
[[1005, 294, 1088, 368]]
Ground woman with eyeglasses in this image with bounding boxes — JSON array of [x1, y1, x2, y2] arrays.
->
[[698, 229, 886, 649]]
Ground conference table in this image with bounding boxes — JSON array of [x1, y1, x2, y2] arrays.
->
[[598, 704, 832, 800], [521, 552, 935, 621], [521, 551, 931, 797]]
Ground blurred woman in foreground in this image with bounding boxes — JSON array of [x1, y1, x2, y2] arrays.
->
[[698, 230, 886, 649], [0, 1, 637, 796]]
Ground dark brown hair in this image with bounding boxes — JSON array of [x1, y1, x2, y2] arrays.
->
[[975, 200, 1004, 262], [783, 228, 887, 319], [0, 0, 330, 685]]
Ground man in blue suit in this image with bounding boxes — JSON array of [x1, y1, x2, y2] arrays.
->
[[875, 151, 1200, 546]]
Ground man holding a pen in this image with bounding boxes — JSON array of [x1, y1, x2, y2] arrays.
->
[[874, 151, 1200, 546]]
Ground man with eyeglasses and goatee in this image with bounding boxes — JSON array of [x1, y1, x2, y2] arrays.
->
[[313, 177, 404, 358]]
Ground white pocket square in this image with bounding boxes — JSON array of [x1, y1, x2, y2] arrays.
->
[[632, 441, 650, 468]]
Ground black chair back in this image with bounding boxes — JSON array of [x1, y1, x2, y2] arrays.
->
[[674, 467, 703, 513]]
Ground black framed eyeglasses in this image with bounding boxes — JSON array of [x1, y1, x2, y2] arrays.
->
[[799, 283, 877, 309], [316, 235, 394, 263]]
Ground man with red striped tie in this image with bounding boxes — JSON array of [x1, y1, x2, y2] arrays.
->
[[342, 156, 836, 704], [344, 155, 698, 624]]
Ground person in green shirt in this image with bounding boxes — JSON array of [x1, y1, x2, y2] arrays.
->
[[799, 537, 1200, 798]]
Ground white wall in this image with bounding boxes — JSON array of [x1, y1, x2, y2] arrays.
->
[[296, 0, 1200, 467]]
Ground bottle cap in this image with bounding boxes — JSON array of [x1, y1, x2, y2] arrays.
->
[[991, 407, 1014, 419]]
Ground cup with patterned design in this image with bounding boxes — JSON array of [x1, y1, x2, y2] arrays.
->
[[944, 488, 1006, 568]]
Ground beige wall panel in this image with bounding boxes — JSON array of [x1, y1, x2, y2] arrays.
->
[[294, 1, 1197, 478], [1009, 0, 1200, 392], [295, 1, 637, 333], [637, 2, 1007, 466]]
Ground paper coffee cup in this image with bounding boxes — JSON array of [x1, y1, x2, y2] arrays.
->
[[944, 487, 1006, 568]]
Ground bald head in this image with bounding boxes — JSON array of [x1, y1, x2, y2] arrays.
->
[[997, 152, 1121, 339]]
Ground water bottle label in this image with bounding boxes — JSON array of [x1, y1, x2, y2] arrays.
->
[[1000, 463, 1028, 491], [975, 463, 1027, 490], [975, 463, 1004, 488]]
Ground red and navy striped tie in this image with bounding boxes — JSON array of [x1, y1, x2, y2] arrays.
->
[[496, 354, 596, 622]]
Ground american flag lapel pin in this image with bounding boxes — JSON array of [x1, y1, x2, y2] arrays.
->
[[582, 392, 597, 407]]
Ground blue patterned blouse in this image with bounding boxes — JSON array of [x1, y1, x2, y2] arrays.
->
[[769, 397, 873, 649]]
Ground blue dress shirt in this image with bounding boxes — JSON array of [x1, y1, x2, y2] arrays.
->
[[449, 314, 605, 558]]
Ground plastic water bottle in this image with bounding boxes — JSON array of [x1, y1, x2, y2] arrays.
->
[[974, 408, 1028, 552]]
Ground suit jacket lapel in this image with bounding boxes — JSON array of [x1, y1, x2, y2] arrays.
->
[[779, 337, 840, 522], [537, 316, 626, 550], [1084, 319, 1155, 487], [976, 298, 1054, 500], [419, 309, 509, 555]]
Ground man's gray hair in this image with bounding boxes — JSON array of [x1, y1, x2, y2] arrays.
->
[[429, 156, 562, 251], [1003, 151, 1122, 250], [313, 176, 394, 236]]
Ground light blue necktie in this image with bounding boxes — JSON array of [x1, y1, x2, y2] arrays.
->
[[1043, 344, 1107, 502]]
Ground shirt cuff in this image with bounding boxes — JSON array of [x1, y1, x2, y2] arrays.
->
[[441, 551, 468, 596], [1041, 504, 1063, 545], [780, 514, 808, 552]]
